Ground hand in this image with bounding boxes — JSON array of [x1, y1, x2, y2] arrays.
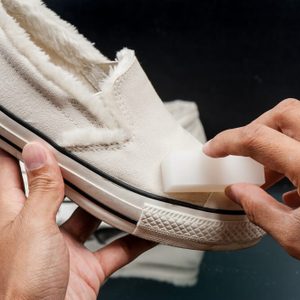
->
[[0, 142, 155, 299], [203, 98, 300, 259]]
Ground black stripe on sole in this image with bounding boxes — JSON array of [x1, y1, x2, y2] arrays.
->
[[0, 105, 245, 215]]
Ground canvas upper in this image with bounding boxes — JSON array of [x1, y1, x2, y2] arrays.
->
[[0, 0, 242, 211]]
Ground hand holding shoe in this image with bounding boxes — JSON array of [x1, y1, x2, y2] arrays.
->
[[0, 142, 154, 299]]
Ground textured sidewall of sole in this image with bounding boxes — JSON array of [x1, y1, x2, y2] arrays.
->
[[134, 204, 265, 251]]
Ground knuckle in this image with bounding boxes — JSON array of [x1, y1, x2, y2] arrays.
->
[[273, 98, 300, 139], [30, 174, 64, 196], [277, 98, 299, 110], [240, 124, 264, 151], [276, 98, 299, 117]]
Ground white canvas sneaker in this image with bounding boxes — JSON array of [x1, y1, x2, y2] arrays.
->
[[0, 0, 264, 250]]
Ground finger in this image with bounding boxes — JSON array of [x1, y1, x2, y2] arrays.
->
[[202, 99, 300, 158], [22, 142, 65, 220], [225, 183, 292, 242], [0, 149, 25, 222], [252, 99, 300, 140], [283, 190, 300, 208], [61, 207, 101, 243], [203, 124, 300, 187], [94, 235, 156, 278]]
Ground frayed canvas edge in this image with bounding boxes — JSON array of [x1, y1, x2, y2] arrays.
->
[[58, 127, 129, 148], [101, 48, 136, 92], [60, 48, 136, 147], [98, 48, 136, 131]]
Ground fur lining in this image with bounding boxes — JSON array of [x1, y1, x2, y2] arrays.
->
[[0, 0, 136, 146], [59, 127, 129, 147], [101, 49, 136, 90], [2, 0, 108, 66], [85, 49, 136, 131], [57, 48, 135, 147]]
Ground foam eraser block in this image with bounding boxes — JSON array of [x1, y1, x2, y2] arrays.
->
[[161, 149, 265, 193]]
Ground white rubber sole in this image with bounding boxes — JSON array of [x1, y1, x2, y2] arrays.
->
[[0, 108, 265, 251]]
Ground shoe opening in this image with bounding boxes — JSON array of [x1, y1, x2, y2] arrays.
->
[[0, 0, 111, 92], [0, 0, 136, 139]]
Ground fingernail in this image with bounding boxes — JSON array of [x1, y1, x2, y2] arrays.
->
[[23, 143, 47, 171], [225, 186, 241, 204]]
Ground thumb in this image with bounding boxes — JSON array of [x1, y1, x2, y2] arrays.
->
[[225, 183, 292, 242], [22, 142, 65, 220]]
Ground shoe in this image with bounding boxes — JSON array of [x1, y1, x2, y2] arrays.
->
[[0, 0, 264, 250]]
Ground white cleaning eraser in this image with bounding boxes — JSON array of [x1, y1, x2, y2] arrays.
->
[[161, 150, 265, 193]]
